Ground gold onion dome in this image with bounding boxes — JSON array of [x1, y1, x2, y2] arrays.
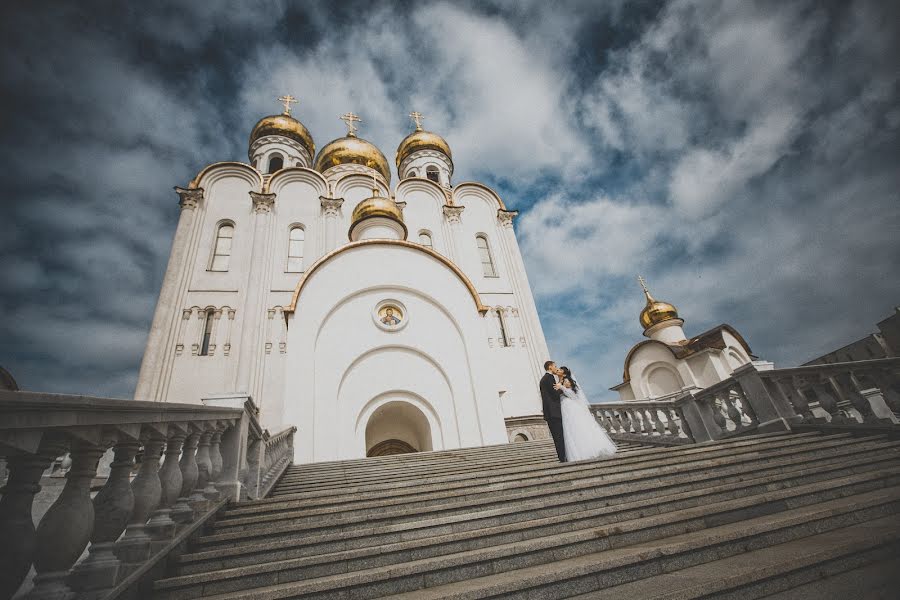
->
[[638, 277, 680, 330], [314, 134, 391, 183], [350, 189, 407, 237], [396, 128, 452, 168], [249, 113, 315, 158]]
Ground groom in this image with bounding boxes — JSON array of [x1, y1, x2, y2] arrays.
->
[[540, 360, 566, 462]]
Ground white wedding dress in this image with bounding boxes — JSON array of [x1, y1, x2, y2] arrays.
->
[[560, 386, 617, 461]]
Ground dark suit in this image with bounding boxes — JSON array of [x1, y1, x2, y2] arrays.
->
[[540, 372, 566, 462]]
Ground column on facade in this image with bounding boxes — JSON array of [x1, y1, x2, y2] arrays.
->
[[234, 192, 275, 395], [320, 196, 344, 252], [134, 187, 203, 401], [442, 204, 465, 263]]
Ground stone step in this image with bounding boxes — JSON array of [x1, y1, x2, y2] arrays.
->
[[207, 436, 900, 536], [241, 432, 823, 512], [156, 483, 900, 599], [270, 432, 801, 494], [175, 445, 900, 573]]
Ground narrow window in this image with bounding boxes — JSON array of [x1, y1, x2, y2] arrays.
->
[[267, 154, 284, 174], [199, 309, 214, 356], [210, 224, 234, 271], [476, 235, 497, 277], [406, 169, 417, 179], [426, 166, 440, 183], [496, 308, 509, 347], [287, 226, 305, 272], [418, 231, 433, 248]]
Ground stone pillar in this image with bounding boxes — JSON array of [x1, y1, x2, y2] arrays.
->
[[321, 196, 344, 252], [171, 430, 200, 524], [0, 439, 67, 599], [203, 395, 249, 501], [146, 427, 186, 551], [116, 434, 165, 567], [442, 204, 464, 264], [134, 187, 203, 401], [26, 440, 104, 600], [676, 394, 715, 443], [69, 440, 139, 598], [732, 364, 792, 433], [190, 429, 215, 513], [234, 192, 275, 394]]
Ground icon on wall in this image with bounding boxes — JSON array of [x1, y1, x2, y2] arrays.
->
[[378, 305, 403, 327]]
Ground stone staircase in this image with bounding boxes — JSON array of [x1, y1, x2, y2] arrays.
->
[[152, 431, 900, 599]]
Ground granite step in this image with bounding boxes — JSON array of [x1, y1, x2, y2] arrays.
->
[[152, 465, 900, 598], [157, 484, 900, 600], [175, 444, 900, 573], [238, 432, 823, 512], [208, 436, 900, 536]]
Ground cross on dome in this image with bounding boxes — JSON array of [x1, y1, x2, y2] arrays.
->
[[409, 111, 424, 131], [277, 94, 298, 116], [340, 112, 362, 137], [638, 275, 651, 298]]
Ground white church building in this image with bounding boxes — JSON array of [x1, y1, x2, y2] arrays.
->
[[134, 99, 552, 463]]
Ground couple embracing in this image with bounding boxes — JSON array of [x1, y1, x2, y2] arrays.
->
[[540, 360, 617, 462]]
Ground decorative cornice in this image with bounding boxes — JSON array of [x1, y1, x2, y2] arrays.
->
[[443, 204, 465, 224], [174, 186, 203, 210], [320, 196, 344, 217], [250, 192, 276, 214], [497, 209, 519, 228]]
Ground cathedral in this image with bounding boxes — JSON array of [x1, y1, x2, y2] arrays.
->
[[134, 98, 552, 463]]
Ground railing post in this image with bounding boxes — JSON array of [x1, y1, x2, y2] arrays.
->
[[731, 364, 791, 433], [26, 439, 104, 600], [116, 432, 165, 569], [190, 427, 215, 512], [0, 437, 67, 599], [677, 393, 715, 442], [147, 426, 186, 551], [69, 438, 139, 598], [202, 394, 254, 501], [172, 430, 199, 525]]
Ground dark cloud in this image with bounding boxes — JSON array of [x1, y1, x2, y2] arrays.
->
[[1, 1, 897, 400]]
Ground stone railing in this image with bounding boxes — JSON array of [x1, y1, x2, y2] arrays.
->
[[593, 357, 900, 446], [0, 390, 290, 600], [243, 423, 296, 500]]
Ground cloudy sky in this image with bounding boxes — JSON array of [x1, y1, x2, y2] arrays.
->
[[1, 0, 898, 401]]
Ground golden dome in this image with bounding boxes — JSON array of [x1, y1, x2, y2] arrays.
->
[[314, 135, 391, 183], [638, 278, 681, 330], [349, 191, 407, 238], [396, 129, 452, 168], [249, 114, 315, 158]]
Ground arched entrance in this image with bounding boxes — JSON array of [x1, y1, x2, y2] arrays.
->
[[365, 401, 433, 457]]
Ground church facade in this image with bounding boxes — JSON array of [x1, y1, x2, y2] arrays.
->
[[134, 100, 552, 463]]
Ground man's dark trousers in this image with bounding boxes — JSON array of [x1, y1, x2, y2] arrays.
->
[[546, 417, 566, 462]]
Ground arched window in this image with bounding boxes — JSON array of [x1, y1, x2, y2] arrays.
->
[[287, 226, 305, 272], [476, 235, 498, 277], [405, 169, 417, 179], [418, 231, 433, 248], [513, 433, 529, 442], [199, 309, 214, 356], [425, 165, 440, 183], [496, 308, 510, 347], [210, 223, 234, 271], [267, 153, 284, 174]]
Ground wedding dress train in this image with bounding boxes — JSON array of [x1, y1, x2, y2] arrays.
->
[[560, 386, 617, 461]]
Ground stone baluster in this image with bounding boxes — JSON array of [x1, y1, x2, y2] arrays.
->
[[811, 380, 845, 423], [116, 433, 165, 568], [26, 440, 104, 600], [620, 409, 633, 433], [709, 395, 728, 433], [635, 409, 648, 434], [172, 430, 199, 524], [843, 372, 875, 423], [651, 408, 666, 436], [772, 377, 814, 422], [190, 428, 214, 512], [723, 392, 743, 429], [666, 407, 682, 437], [147, 427, 186, 551], [205, 426, 224, 501], [599, 411, 614, 433], [0, 437, 68, 599], [69, 440, 139, 597], [825, 375, 859, 422]]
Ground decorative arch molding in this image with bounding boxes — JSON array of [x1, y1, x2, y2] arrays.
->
[[641, 361, 686, 399], [622, 340, 678, 382], [452, 181, 508, 210], [368, 439, 417, 456], [286, 239, 490, 314], [264, 167, 328, 196], [329, 169, 390, 196], [353, 389, 445, 452], [189, 161, 263, 191], [395, 177, 448, 206]]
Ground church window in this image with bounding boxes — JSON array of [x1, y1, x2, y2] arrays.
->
[[406, 169, 417, 179], [418, 231, 433, 248], [199, 309, 214, 356], [267, 153, 284, 173], [513, 433, 528, 442], [426, 165, 440, 183], [287, 226, 305, 272], [476, 235, 498, 277], [496, 308, 510, 347], [210, 223, 234, 272]]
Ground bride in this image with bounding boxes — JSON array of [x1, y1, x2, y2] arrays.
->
[[555, 366, 617, 461]]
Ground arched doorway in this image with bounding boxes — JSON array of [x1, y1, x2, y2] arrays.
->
[[365, 401, 432, 457]]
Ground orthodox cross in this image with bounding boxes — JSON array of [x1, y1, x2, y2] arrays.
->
[[409, 111, 424, 131], [637, 275, 652, 298], [340, 112, 362, 136], [277, 94, 298, 116]]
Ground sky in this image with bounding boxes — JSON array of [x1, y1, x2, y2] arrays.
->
[[1, 0, 898, 401]]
